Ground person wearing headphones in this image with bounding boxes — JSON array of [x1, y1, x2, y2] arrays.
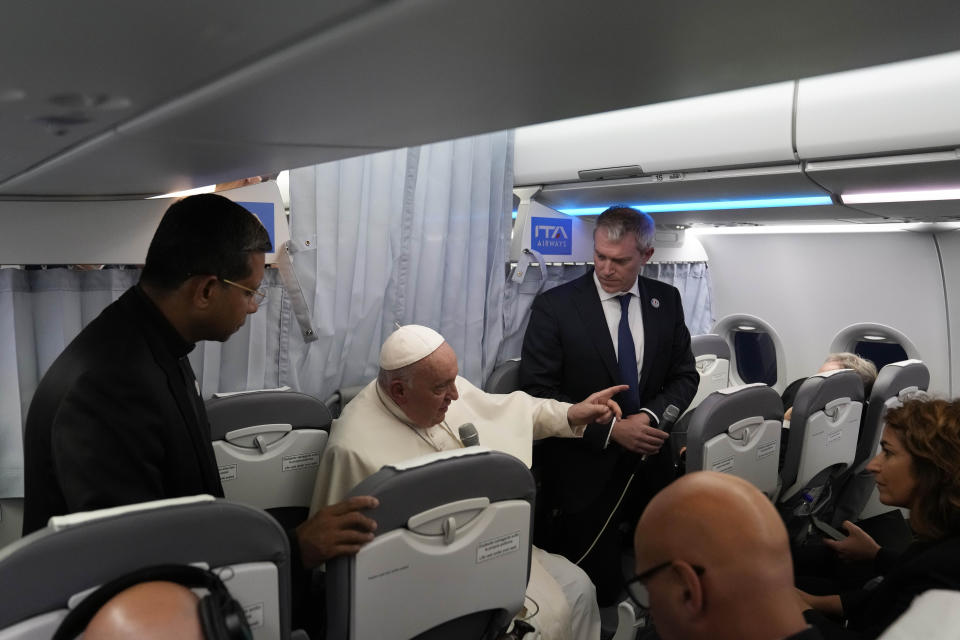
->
[[55, 565, 251, 640], [81, 582, 206, 640]]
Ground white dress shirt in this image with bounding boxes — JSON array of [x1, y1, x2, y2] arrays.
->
[[593, 272, 644, 370], [592, 273, 658, 439]]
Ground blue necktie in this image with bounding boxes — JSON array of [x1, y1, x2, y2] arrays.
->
[[617, 294, 639, 415]]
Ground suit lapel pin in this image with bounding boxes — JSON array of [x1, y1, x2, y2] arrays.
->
[[651, 297, 660, 308]]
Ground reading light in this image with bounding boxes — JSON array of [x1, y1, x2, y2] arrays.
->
[[841, 188, 960, 204], [862, 334, 888, 341], [557, 196, 832, 216], [737, 325, 757, 332]]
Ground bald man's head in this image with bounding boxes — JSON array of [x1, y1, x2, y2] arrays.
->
[[632, 472, 805, 640], [83, 581, 204, 640]]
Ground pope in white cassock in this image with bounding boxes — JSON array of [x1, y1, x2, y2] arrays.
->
[[310, 325, 628, 640]]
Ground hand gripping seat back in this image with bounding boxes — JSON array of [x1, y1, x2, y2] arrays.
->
[[326, 448, 535, 640], [685, 384, 783, 496]]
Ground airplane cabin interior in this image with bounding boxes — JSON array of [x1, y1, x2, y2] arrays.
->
[[2, 2, 960, 639]]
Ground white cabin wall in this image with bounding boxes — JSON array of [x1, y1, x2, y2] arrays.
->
[[697, 231, 952, 396], [937, 229, 960, 397]]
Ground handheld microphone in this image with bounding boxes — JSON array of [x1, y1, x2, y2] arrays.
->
[[641, 404, 680, 462], [458, 422, 480, 447]]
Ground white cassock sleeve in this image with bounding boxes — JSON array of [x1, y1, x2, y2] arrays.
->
[[447, 377, 583, 468], [309, 377, 585, 513]]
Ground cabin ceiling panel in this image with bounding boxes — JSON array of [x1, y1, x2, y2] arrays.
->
[[0, 136, 389, 199], [0, 1, 379, 192], [3, 1, 960, 196]]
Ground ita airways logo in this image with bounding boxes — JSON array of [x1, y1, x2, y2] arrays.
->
[[531, 217, 573, 255]]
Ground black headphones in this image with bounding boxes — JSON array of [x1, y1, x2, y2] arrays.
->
[[53, 564, 253, 640]]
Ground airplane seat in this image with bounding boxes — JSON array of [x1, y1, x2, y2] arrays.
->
[[827, 359, 929, 526], [670, 335, 732, 465], [324, 384, 369, 419], [683, 383, 783, 497], [0, 498, 25, 550], [484, 359, 522, 394], [687, 334, 732, 413], [0, 495, 293, 640], [206, 389, 331, 530], [669, 410, 695, 466], [776, 369, 864, 537], [326, 448, 535, 640]]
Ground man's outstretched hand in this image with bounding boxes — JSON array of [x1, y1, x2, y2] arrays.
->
[[567, 384, 628, 426]]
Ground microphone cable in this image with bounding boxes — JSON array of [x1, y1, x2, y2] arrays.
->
[[575, 405, 680, 566]]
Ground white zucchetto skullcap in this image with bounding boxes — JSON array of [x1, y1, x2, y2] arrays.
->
[[379, 324, 445, 371]]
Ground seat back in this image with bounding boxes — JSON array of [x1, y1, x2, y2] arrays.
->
[[324, 384, 369, 419], [827, 360, 929, 525], [326, 448, 534, 640], [778, 369, 863, 505], [206, 389, 331, 528], [684, 383, 783, 497], [0, 496, 291, 640], [852, 359, 929, 475], [484, 359, 522, 394], [687, 334, 731, 414]]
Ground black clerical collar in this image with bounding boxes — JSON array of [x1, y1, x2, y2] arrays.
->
[[131, 284, 195, 359]]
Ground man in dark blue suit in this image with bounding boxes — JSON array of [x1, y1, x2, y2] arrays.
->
[[519, 206, 698, 604]]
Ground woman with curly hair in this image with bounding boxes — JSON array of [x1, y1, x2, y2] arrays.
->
[[798, 397, 960, 638]]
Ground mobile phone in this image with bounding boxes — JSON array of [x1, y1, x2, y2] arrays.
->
[[810, 515, 847, 541]]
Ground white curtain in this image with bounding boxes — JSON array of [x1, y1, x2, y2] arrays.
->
[[497, 261, 716, 365], [0, 267, 288, 497], [0, 268, 137, 497], [640, 262, 715, 335], [285, 131, 514, 398]]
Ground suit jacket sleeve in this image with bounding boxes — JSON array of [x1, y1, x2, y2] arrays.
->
[[521, 291, 614, 451], [51, 369, 170, 513], [519, 293, 574, 403], [641, 285, 699, 423]]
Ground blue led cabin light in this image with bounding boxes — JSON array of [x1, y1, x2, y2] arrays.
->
[[555, 196, 833, 216]]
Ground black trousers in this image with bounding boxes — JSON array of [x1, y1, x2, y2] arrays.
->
[[535, 449, 676, 606]]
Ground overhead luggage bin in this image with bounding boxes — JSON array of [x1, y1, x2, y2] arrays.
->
[[795, 50, 960, 160], [515, 82, 797, 185]]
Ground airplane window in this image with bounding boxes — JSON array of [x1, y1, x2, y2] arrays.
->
[[854, 340, 909, 371], [830, 323, 919, 372], [732, 330, 777, 386]]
